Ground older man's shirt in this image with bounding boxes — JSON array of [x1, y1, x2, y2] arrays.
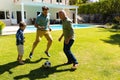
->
[[62, 18, 74, 40]]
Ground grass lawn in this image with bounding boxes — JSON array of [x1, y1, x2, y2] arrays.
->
[[0, 27, 120, 80]]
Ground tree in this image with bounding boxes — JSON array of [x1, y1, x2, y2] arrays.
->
[[82, 0, 88, 3], [69, 0, 89, 5], [69, 0, 77, 5]]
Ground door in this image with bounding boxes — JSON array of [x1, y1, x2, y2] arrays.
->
[[73, 13, 75, 23], [16, 11, 26, 24], [17, 11, 21, 24]]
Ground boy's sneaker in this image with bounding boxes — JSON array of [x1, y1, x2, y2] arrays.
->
[[45, 51, 50, 57], [19, 61, 25, 65], [29, 52, 33, 58]]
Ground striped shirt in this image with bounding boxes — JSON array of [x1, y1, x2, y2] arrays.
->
[[16, 29, 24, 45]]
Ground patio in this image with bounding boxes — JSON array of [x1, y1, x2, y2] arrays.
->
[[2, 25, 35, 35]]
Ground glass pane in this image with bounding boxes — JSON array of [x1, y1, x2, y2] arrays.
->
[[0, 11, 5, 19]]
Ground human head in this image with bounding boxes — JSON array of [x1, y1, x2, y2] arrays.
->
[[58, 10, 67, 20], [19, 21, 26, 30], [42, 6, 49, 16]]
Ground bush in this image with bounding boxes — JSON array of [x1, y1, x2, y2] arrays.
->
[[114, 16, 120, 24], [0, 21, 5, 30], [112, 24, 120, 30]]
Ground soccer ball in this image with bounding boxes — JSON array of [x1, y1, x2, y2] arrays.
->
[[43, 61, 51, 68]]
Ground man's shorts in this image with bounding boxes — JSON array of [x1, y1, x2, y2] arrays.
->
[[17, 45, 24, 55], [36, 29, 52, 41]]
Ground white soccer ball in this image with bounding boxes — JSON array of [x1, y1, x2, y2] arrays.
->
[[43, 61, 51, 68]]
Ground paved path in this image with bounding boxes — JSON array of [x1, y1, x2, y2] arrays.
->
[[2, 26, 35, 35]]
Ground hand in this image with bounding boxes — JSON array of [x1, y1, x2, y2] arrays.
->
[[38, 26, 44, 30], [58, 34, 63, 42], [65, 39, 69, 44], [58, 37, 62, 42], [49, 28, 52, 31]]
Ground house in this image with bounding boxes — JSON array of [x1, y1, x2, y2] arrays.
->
[[0, 0, 78, 26]]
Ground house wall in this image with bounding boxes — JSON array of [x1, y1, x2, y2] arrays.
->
[[0, 0, 75, 25]]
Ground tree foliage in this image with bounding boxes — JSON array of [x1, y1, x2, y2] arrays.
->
[[78, 0, 120, 15], [69, 0, 89, 5]]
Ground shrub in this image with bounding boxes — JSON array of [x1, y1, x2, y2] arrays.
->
[[114, 16, 120, 24], [0, 21, 5, 30]]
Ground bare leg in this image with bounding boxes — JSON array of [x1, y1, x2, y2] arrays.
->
[[44, 32, 53, 57], [44, 32, 53, 52], [45, 39, 52, 52], [29, 30, 42, 58], [31, 40, 39, 53], [18, 54, 24, 64]]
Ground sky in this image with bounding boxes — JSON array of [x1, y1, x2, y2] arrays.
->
[[89, 0, 99, 2]]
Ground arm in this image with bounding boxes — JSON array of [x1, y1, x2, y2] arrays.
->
[[48, 22, 52, 31], [34, 23, 39, 28], [34, 23, 45, 30], [34, 16, 44, 29], [16, 32, 24, 45], [58, 33, 63, 42], [64, 21, 74, 44], [64, 36, 72, 44]]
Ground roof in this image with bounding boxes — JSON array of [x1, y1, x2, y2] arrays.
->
[[16, 1, 78, 9]]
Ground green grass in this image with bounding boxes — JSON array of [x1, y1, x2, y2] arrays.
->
[[1, 28, 120, 80]]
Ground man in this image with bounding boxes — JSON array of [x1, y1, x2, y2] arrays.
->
[[58, 10, 78, 69], [29, 6, 52, 58]]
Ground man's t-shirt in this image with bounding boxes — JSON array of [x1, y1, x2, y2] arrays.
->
[[35, 13, 50, 30]]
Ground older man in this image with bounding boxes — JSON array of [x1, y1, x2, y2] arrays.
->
[[29, 6, 53, 58], [58, 10, 78, 69]]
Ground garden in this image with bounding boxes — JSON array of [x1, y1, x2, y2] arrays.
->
[[0, 28, 120, 80]]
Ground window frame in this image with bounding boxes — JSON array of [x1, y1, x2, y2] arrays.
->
[[0, 11, 5, 19]]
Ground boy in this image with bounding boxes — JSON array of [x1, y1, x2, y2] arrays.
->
[[16, 22, 26, 64]]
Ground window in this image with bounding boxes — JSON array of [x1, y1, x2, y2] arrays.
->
[[56, 0, 62, 2], [24, 12, 26, 19], [11, 11, 16, 19], [37, 12, 41, 16], [0, 11, 5, 19], [6, 11, 10, 19], [56, 13, 59, 19], [50, 0, 52, 3], [13, 0, 19, 3]]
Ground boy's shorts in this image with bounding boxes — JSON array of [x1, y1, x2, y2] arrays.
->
[[17, 45, 24, 55]]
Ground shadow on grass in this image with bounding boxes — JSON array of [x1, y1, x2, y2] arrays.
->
[[14, 63, 75, 80], [0, 57, 48, 74], [101, 34, 120, 46], [97, 27, 120, 33]]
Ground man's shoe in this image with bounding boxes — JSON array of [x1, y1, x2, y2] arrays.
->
[[71, 63, 78, 70], [45, 51, 50, 57], [29, 52, 33, 58], [64, 62, 72, 65]]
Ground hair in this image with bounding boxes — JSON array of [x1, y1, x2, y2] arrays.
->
[[42, 6, 49, 11], [58, 10, 67, 17], [19, 22, 26, 27]]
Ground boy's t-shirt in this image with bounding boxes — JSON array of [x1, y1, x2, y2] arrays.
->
[[16, 29, 24, 45]]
